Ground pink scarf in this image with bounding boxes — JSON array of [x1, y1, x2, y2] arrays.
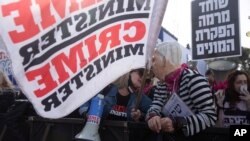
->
[[165, 64, 188, 93]]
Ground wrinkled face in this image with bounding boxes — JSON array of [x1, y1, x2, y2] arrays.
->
[[234, 74, 247, 93], [152, 50, 165, 80], [130, 71, 142, 89]]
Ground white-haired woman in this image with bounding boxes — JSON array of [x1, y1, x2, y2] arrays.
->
[[146, 42, 216, 138]]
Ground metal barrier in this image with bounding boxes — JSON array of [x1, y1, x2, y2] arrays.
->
[[0, 100, 31, 141], [27, 116, 230, 141]]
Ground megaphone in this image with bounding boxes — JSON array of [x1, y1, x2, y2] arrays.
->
[[75, 94, 104, 141]]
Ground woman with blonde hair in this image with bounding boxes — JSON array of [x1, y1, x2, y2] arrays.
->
[[0, 69, 15, 113], [0, 69, 14, 93], [106, 69, 151, 121], [79, 69, 152, 121]]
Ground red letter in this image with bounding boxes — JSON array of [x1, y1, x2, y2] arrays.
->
[[1, 0, 40, 43], [98, 24, 121, 54], [123, 21, 146, 42], [26, 64, 58, 97], [84, 35, 99, 62], [69, 0, 80, 13], [35, 0, 56, 29], [51, 42, 87, 83], [51, 0, 66, 19], [81, 0, 95, 8]]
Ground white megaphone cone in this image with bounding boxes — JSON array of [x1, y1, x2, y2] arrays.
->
[[75, 94, 104, 141]]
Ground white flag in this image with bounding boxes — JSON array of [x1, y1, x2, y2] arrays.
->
[[0, 0, 168, 118]]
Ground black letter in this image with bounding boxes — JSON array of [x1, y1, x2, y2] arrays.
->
[[116, 0, 125, 14], [58, 81, 73, 102], [19, 40, 40, 66], [74, 12, 88, 32], [41, 92, 61, 111], [56, 17, 73, 40], [101, 50, 115, 69], [124, 43, 144, 57], [126, 0, 151, 11], [41, 28, 56, 50], [93, 58, 102, 74], [99, 0, 115, 21], [71, 71, 84, 89], [88, 7, 98, 26], [84, 64, 95, 81], [115, 46, 123, 60]]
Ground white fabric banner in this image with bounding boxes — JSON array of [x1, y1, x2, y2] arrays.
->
[[0, 0, 168, 118]]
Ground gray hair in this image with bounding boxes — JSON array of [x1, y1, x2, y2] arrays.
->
[[155, 41, 182, 66]]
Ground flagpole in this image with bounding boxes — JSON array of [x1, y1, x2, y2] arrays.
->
[[134, 63, 150, 109], [135, 0, 169, 109], [146, 0, 169, 69]]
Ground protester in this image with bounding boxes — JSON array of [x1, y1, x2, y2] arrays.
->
[[205, 69, 227, 93], [128, 68, 144, 93], [205, 69, 217, 93], [216, 70, 250, 127], [0, 69, 15, 113], [146, 42, 217, 137], [0, 70, 14, 89], [0, 70, 30, 141], [143, 78, 154, 99], [79, 68, 152, 121]]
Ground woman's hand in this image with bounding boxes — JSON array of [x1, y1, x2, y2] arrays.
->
[[160, 117, 174, 132], [131, 108, 141, 122], [239, 89, 250, 110], [215, 89, 225, 107], [147, 116, 161, 133]]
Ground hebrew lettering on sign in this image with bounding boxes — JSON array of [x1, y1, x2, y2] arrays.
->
[[198, 10, 230, 27], [195, 24, 235, 41], [196, 39, 235, 55], [192, 0, 240, 60], [199, 0, 228, 13]]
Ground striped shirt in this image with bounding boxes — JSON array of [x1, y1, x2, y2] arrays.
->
[[146, 68, 217, 136]]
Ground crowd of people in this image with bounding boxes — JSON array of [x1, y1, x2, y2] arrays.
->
[[0, 70, 32, 141], [215, 70, 250, 127], [77, 41, 250, 140], [1, 41, 250, 141]]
